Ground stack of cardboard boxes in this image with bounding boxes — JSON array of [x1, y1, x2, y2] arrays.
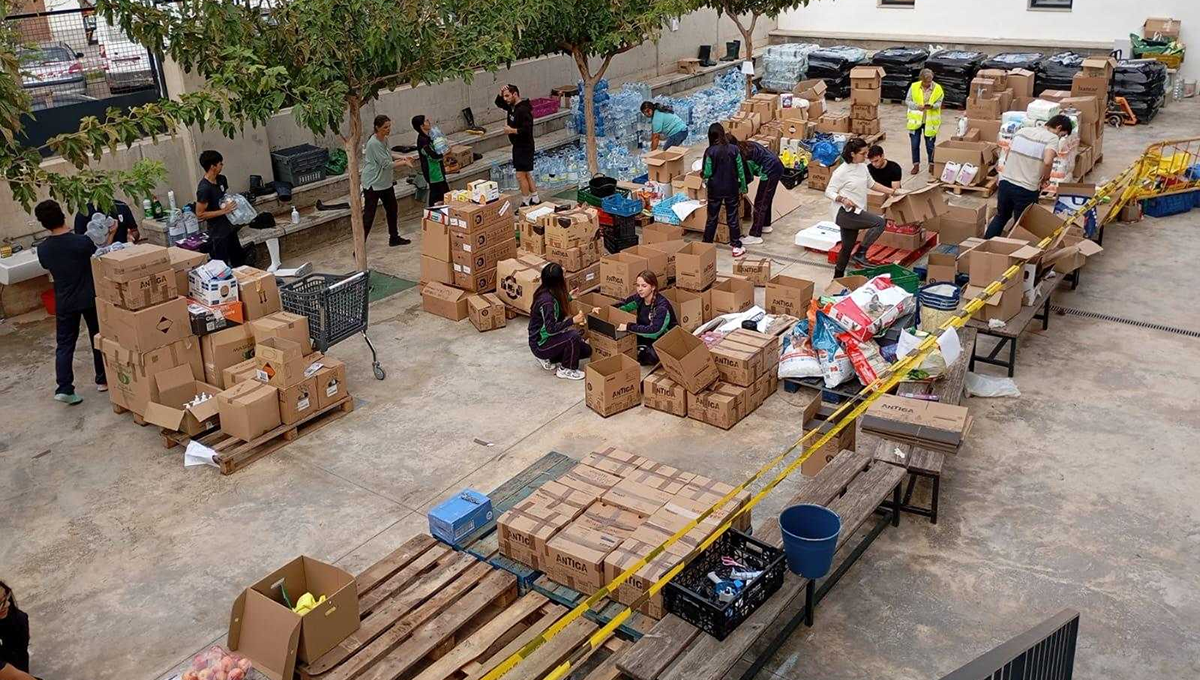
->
[[544, 207, 602, 294], [497, 447, 752, 617], [849, 66, 884, 137], [1065, 57, 1115, 181], [420, 191, 519, 321]]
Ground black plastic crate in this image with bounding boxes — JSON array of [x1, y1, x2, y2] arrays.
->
[[664, 530, 786, 640], [780, 166, 807, 190], [604, 234, 639, 254], [271, 143, 330, 187]]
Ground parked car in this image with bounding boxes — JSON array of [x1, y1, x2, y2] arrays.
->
[[101, 38, 156, 93], [29, 93, 99, 112], [18, 42, 87, 101]]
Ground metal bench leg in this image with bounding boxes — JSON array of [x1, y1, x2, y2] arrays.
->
[[892, 483, 901, 527], [1007, 337, 1017, 378], [1042, 295, 1051, 330], [931, 475, 941, 525]]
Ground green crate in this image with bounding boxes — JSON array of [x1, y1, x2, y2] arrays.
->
[[849, 263, 920, 294], [577, 186, 630, 207]]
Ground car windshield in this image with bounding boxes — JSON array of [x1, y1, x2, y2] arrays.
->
[[20, 46, 75, 64]]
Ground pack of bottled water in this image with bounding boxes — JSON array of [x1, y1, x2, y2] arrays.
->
[[761, 43, 819, 93]]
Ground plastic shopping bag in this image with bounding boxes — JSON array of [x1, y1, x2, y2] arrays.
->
[[778, 320, 822, 379], [828, 274, 916, 343]]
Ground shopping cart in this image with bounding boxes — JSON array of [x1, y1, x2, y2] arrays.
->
[[280, 271, 385, 380]]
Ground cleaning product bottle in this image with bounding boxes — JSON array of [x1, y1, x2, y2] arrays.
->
[[291, 206, 300, 225], [957, 116, 968, 138]]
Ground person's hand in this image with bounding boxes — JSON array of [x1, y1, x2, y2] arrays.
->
[[573, 310, 587, 324], [504, 126, 517, 135], [569, 287, 580, 298], [839, 196, 855, 210], [617, 323, 628, 332]]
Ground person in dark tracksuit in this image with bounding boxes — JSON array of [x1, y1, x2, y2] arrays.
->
[[613, 270, 676, 366], [528, 263, 591, 380], [736, 138, 784, 244], [412, 115, 449, 207], [0, 580, 33, 680], [701, 123, 747, 258]]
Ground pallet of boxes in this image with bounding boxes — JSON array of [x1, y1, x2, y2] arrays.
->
[[794, 79, 841, 192], [496, 446, 752, 618], [420, 184, 518, 329], [92, 245, 350, 472]]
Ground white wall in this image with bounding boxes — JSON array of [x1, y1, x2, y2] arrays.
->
[[780, 0, 1199, 78]]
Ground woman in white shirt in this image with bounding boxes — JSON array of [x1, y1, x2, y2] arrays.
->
[[825, 138, 899, 277]]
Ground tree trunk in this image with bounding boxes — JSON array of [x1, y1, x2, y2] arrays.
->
[[736, 15, 758, 99], [344, 98, 368, 272], [572, 50, 600, 175]]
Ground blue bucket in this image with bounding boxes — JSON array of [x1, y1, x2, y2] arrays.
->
[[779, 504, 842, 579]]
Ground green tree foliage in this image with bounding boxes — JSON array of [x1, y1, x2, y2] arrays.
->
[[705, 0, 812, 94]]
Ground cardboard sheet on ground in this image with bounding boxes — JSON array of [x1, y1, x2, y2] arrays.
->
[[747, 178, 805, 223], [794, 220, 842, 251]]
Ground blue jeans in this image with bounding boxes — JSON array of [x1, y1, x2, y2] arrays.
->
[[910, 127, 935, 165], [661, 130, 688, 150], [985, 180, 1041, 238]]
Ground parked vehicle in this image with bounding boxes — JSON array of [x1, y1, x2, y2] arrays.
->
[[96, 18, 156, 93], [18, 42, 87, 101]]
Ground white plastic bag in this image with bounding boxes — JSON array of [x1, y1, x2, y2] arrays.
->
[[965, 372, 1021, 397], [778, 324, 822, 380], [85, 212, 115, 246]]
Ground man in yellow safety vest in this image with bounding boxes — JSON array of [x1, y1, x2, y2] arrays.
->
[[906, 69, 944, 175]]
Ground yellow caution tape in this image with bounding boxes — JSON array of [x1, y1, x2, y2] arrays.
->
[[481, 166, 1128, 680]]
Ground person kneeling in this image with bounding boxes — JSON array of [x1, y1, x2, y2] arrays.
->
[[614, 271, 677, 366], [528, 263, 591, 380]]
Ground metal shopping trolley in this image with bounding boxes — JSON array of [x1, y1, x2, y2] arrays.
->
[[280, 271, 386, 380]]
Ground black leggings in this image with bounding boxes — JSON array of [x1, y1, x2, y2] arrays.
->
[[834, 207, 886, 277], [530, 330, 592, 370], [363, 186, 398, 239]]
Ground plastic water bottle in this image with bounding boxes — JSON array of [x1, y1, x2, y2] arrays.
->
[[291, 206, 300, 225], [167, 190, 177, 213], [957, 117, 968, 138]]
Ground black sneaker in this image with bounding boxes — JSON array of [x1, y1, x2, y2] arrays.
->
[[389, 235, 411, 247], [850, 253, 870, 268]]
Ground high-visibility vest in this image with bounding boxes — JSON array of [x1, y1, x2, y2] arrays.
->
[[907, 82, 944, 136]]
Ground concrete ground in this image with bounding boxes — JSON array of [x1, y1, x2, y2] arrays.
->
[[2, 96, 1199, 680]]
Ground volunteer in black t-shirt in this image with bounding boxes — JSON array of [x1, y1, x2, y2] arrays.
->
[[34, 200, 106, 404], [495, 84, 539, 205], [867, 145, 903, 189], [0, 580, 33, 680], [195, 149, 247, 267], [72, 199, 137, 244]]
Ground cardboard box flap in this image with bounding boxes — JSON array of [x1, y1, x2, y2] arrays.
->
[[229, 588, 302, 680], [153, 363, 197, 398], [143, 401, 186, 431]]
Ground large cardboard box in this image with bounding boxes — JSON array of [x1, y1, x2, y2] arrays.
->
[[249, 312, 311, 350], [587, 305, 638, 360], [1081, 56, 1117, 79], [653, 327, 719, 394], [495, 254, 546, 314], [643, 147, 689, 183], [863, 394, 972, 452], [451, 219, 515, 257], [967, 237, 1042, 289], [926, 252, 958, 283], [687, 381, 750, 429], [543, 210, 599, 250], [452, 238, 519, 274], [565, 262, 601, 295], [1006, 204, 1067, 252], [733, 257, 771, 286], [799, 396, 857, 477], [793, 78, 827, 102], [606, 531, 682, 618], [498, 498, 575, 569], [815, 113, 851, 134], [643, 222, 684, 244], [545, 240, 599, 273], [966, 96, 1002, 121], [276, 375, 319, 425], [850, 87, 881, 106], [232, 266, 282, 320], [94, 334, 202, 415], [710, 276, 754, 315], [1143, 17, 1181, 39], [452, 263, 499, 293], [142, 364, 221, 436], [97, 297, 190, 353], [807, 160, 840, 192], [585, 354, 642, 417], [710, 336, 759, 387], [765, 274, 814, 316], [467, 293, 507, 332], [642, 368, 688, 416], [543, 519, 625, 593], [92, 256, 177, 311], [95, 243, 171, 283], [601, 477, 673, 519], [644, 239, 688, 280], [932, 141, 999, 187], [421, 282, 470, 321], [883, 184, 948, 225], [851, 118, 881, 136], [167, 247, 208, 296], [228, 556, 359, 680], [446, 195, 517, 231], [201, 324, 256, 387], [582, 447, 647, 477], [421, 218, 451, 260], [1007, 68, 1036, 98], [661, 287, 704, 332], [1070, 74, 1108, 100], [223, 358, 260, 389], [622, 245, 669, 283], [253, 337, 310, 388], [558, 463, 622, 496], [966, 119, 1002, 144], [420, 255, 455, 286], [674, 243, 717, 292], [850, 65, 884, 89], [928, 202, 987, 245], [530, 480, 598, 517], [312, 357, 347, 410], [600, 251, 649, 298], [217, 380, 281, 442], [188, 268, 239, 307]]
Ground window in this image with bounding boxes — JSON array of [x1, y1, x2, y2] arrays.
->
[[1029, 0, 1072, 9], [880, 0, 915, 6]]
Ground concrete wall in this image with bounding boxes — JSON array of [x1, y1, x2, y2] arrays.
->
[[778, 0, 1199, 79]]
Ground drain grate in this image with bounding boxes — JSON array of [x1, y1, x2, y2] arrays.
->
[[1050, 305, 1200, 339]]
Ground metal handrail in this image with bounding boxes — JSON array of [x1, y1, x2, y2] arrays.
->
[[939, 609, 1080, 680]]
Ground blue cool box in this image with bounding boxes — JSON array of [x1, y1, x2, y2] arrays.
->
[[428, 489, 494, 547]]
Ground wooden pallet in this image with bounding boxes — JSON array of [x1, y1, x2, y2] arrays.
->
[[826, 230, 938, 266], [161, 395, 354, 474], [943, 175, 998, 197], [112, 403, 148, 426], [297, 533, 631, 680]]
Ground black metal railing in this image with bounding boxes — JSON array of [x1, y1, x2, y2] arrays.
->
[[5, 6, 167, 152], [940, 609, 1080, 680]]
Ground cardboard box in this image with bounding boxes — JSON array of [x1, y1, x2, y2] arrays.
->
[[600, 251, 649, 298], [544, 516, 627, 593], [253, 337, 310, 388], [883, 184, 948, 225], [793, 78, 827, 102], [167, 247, 208, 295], [967, 119, 1002, 144], [862, 393, 972, 452], [583, 446, 647, 477], [1006, 204, 1067, 252], [967, 237, 1042, 289], [443, 144, 474, 173], [674, 243, 717, 292], [277, 375, 318, 425], [451, 219, 515, 257], [642, 222, 685, 244], [619, 245, 667, 284], [850, 87, 881, 106], [95, 243, 172, 283], [653, 326, 719, 394], [642, 368, 688, 417], [824, 275, 867, 296], [800, 396, 857, 477], [765, 274, 814, 316], [966, 96, 1003, 121], [543, 211, 599, 250], [453, 237, 519, 276], [1144, 17, 1181, 39], [311, 357, 347, 410], [231, 266, 282, 320], [97, 297, 190, 353], [565, 262, 601, 295], [467, 293, 506, 332], [446, 196, 517, 232], [421, 218, 452, 261], [570, 291, 619, 322], [421, 282, 470, 321], [709, 337, 759, 387], [926, 202, 986, 245], [926, 252, 958, 283], [601, 477, 673, 518], [223, 358, 260, 389], [877, 228, 926, 251], [94, 334, 202, 415], [815, 113, 851, 134], [1008, 68, 1036, 98], [92, 256, 177, 311], [710, 276, 754, 316], [851, 118, 881, 136], [420, 255, 455, 286], [494, 254, 547, 314], [850, 65, 884, 89], [142, 365, 221, 436], [969, 77, 997, 100], [932, 141, 999, 187], [498, 498, 575, 569], [559, 464, 623, 496], [184, 300, 230, 336], [643, 147, 689, 183], [201, 324, 256, 387], [530, 480, 598, 518], [188, 269, 239, 307], [585, 354, 642, 417], [452, 262, 499, 293], [687, 381, 749, 430], [660, 287, 704, 333], [607, 532, 682, 617], [228, 556, 359, 680], [780, 106, 808, 122], [217, 380, 281, 442], [733, 257, 771, 286], [807, 160, 840, 192], [1081, 56, 1117, 79], [587, 320, 637, 361], [249, 312, 311, 350], [644, 239, 688, 280]]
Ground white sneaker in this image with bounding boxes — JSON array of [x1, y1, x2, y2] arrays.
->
[[762, 226, 773, 234], [741, 236, 764, 245], [536, 357, 558, 371], [731, 247, 746, 258], [556, 367, 586, 380]]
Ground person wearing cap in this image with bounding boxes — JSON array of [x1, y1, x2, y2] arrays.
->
[[906, 69, 944, 175]]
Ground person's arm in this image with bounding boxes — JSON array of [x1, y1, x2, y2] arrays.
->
[[1041, 146, 1057, 185], [735, 149, 748, 194], [906, 85, 920, 112], [195, 184, 233, 221], [615, 293, 639, 313], [516, 104, 533, 140], [702, 152, 713, 180], [626, 299, 670, 337], [870, 180, 897, 196], [0, 663, 36, 680], [494, 94, 510, 113], [537, 298, 576, 336], [824, 164, 848, 203]]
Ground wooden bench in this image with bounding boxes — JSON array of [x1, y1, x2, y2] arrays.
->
[[870, 325, 977, 524], [617, 448, 907, 680], [967, 277, 1056, 377]]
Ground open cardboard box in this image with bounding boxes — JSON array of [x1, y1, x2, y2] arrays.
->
[[710, 277, 754, 316], [967, 238, 1042, 289], [824, 275, 867, 296], [882, 184, 948, 225], [765, 274, 814, 316], [932, 141, 999, 187], [143, 364, 222, 436], [653, 326, 719, 394], [229, 556, 360, 680], [1005, 204, 1067, 254], [642, 147, 688, 183]]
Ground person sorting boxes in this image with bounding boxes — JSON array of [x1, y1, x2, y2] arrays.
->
[[613, 270, 677, 366], [528, 263, 591, 381]]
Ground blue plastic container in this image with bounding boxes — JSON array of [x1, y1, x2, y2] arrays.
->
[[1142, 192, 1196, 218], [779, 504, 842, 579]]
